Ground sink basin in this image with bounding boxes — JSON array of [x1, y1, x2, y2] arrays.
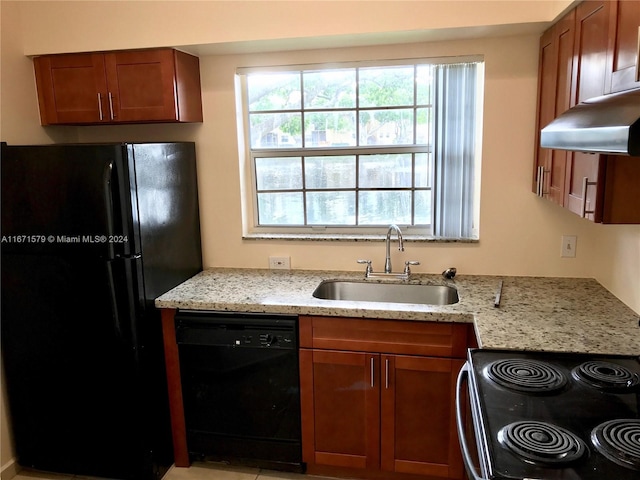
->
[[312, 280, 459, 305]]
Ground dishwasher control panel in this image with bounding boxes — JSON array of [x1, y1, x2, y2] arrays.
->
[[175, 310, 298, 349], [234, 332, 295, 348]]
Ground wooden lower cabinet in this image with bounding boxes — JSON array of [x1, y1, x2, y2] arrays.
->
[[381, 355, 464, 479], [299, 316, 468, 480], [300, 349, 380, 471]]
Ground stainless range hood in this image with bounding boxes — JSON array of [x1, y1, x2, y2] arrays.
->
[[540, 89, 640, 156]]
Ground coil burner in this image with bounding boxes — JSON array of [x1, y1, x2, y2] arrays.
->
[[484, 359, 567, 393], [572, 361, 640, 391], [498, 421, 586, 466], [591, 419, 640, 471], [466, 350, 640, 480]]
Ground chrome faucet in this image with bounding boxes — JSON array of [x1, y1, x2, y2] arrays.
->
[[357, 224, 419, 279], [384, 224, 404, 273]]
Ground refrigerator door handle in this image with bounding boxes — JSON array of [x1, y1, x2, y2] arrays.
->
[[106, 150, 138, 258], [105, 258, 139, 348], [105, 257, 143, 357], [106, 262, 123, 338], [103, 162, 117, 259]]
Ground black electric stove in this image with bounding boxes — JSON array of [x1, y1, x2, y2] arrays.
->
[[457, 349, 640, 480]]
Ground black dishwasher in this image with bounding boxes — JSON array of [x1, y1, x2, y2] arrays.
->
[[175, 310, 303, 472]]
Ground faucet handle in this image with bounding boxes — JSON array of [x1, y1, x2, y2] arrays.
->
[[357, 259, 373, 276], [403, 260, 420, 275]]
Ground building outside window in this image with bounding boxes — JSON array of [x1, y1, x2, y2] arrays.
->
[[237, 56, 484, 240]]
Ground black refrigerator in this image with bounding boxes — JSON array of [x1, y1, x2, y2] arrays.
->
[[1, 142, 202, 480]]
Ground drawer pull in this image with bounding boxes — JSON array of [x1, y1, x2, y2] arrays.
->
[[370, 357, 375, 388], [97, 93, 103, 121], [580, 176, 597, 218], [537, 165, 543, 196], [385, 358, 390, 389], [636, 26, 640, 83], [536, 165, 549, 197], [108, 92, 115, 119]]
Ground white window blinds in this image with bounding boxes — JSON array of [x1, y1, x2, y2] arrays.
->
[[432, 62, 481, 238]]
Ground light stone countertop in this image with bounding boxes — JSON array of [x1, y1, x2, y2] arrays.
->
[[155, 268, 640, 356]]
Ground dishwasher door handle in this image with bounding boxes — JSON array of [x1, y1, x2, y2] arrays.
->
[[455, 362, 486, 480]]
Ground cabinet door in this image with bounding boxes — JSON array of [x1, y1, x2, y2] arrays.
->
[[565, 1, 610, 220], [34, 53, 108, 125], [606, 0, 640, 93], [299, 349, 380, 471], [381, 355, 464, 480], [600, 155, 640, 224], [533, 28, 556, 198], [104, 49, 179, 122], [572, 1, 611, 102], [548, 12, 576, 205], [534, 11, 575, 206]]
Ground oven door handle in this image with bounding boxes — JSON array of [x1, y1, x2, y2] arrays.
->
[[456, 362, 487, 480]]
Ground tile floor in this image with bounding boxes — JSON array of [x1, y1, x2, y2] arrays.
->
[[12, 462, 333, 480]]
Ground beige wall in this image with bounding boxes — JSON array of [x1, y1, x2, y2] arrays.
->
[[1, 0, 638, 473], [17, 0, 569, 56]]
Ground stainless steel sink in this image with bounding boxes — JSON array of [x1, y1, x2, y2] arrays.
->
[[312, 280, 459, 305]]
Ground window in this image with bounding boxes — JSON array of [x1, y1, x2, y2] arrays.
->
[[238, 57, 483, 239]]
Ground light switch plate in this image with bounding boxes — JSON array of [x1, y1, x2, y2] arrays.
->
[[561, 235, 577, 258]]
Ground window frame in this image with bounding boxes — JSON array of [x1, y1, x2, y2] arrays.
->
[[237, 56, 483, 239]]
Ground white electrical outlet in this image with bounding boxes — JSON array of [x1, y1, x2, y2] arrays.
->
[[561, 235, 577, 258], [269, 256, 291, 270]]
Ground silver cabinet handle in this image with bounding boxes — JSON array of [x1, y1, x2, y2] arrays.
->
[[580, 176, 597, 218], [536, 165, 542, 196], [108, 92, 115, 120], [97, 93, 104, 121], [536, 165, 548, 197], [385, 358, 389, 389], [370, 357, 375, 388], [636, 26, 640, 83]]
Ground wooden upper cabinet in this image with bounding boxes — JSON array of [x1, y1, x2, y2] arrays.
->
[[533, 29, 556, 198], [572, 0, 611, 103], [599, 155, 640, 223], [606, 0, 640, 93], [104, 49, 181, 123], [34, 48, 203, 125], [564, 1, 611, 220], [34, 53, 108, 124], [534, 1, 640, 224], [533, 10, 575, 206]]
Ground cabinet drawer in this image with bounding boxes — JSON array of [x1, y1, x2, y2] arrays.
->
[[299, 315, 469, 358]]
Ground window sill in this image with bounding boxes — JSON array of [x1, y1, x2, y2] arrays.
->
[[242, 232, 479, 243]]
